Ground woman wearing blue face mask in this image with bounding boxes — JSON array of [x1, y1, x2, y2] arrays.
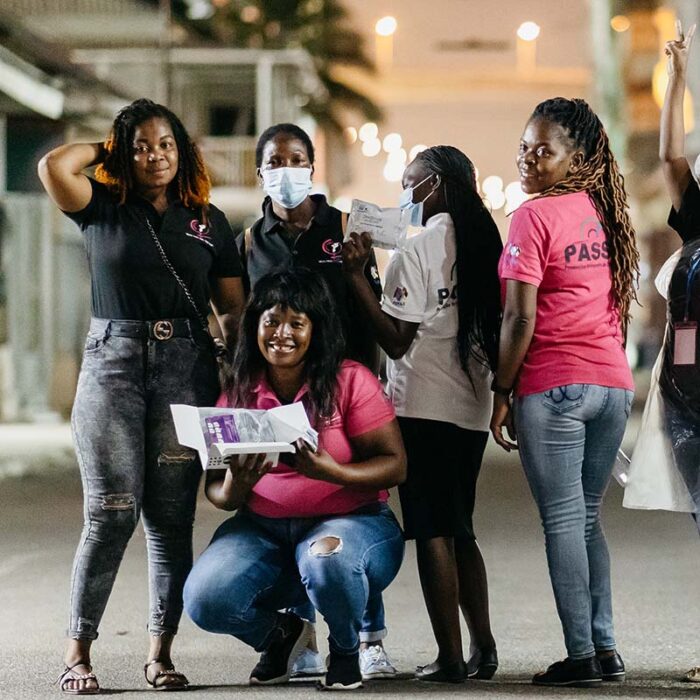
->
[[343, 146, 503, 683], [237, 123, 397, 682]]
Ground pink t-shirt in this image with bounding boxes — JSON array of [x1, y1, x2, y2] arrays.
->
[[498, 191, 634, 397], [216, 360, 396, 518]]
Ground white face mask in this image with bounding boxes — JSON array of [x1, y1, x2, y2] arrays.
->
[[261, 167, 312, 209]]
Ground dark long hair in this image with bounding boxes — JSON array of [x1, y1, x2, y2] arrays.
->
[[222, 268, 345, 424], [95, 98, 211, 209], [529, 97, 639, 334], [415, 146, 503, 378]]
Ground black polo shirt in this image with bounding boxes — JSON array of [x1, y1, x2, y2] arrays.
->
[[65, 179, 242, 320], [239, 194, 382, 367]]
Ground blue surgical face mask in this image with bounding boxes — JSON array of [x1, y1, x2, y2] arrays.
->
[[261, 167, 312, 209], [399, 174, 438, 226]]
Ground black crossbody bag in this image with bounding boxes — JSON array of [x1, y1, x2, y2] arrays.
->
[[145, 217, 228, 358]]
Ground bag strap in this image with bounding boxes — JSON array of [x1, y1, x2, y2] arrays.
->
[[244, 226, 252, 257], [144, 217, 209, 333], [340, 211, 348, 235]]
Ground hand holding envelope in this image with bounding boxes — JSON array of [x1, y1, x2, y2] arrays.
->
[[170, 401, 319, 470], [344, 198, 415, 250]]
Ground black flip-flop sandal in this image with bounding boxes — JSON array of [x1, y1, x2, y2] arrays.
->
[[144, 660, 190, 691]]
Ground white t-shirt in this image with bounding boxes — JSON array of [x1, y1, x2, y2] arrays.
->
[[381, 212, 492, 431]]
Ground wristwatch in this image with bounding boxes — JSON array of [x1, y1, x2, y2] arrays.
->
[[490, 378, 513, 397]]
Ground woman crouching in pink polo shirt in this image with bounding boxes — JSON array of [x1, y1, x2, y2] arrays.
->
[[184, 268, 406, 691], [490, 97, 638, 687]]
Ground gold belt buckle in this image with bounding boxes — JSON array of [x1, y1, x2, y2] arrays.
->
[[153, 320, 174, 340]]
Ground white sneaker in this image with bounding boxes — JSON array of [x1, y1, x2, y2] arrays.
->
[[359, 645, 397, 680], [290, 648, 326, 678]]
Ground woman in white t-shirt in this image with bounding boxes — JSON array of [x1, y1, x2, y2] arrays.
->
[[343, 146, 503, 683]]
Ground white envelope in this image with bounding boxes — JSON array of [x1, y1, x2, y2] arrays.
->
[[170, 402, 318, 470]]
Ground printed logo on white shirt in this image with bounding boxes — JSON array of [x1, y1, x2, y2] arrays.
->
[[391, 285, 408, 306]]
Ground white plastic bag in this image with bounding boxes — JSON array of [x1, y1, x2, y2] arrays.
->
[[623, 345, 695, 512]]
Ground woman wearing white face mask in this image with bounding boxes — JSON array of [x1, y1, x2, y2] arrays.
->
[[343, 146, 503, 683], [237, 123, 397, 682], [240, 123, 382, 372]]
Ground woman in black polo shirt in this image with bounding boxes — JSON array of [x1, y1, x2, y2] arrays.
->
[[242, 123, 382, 372], [39, 98, 245, 693]]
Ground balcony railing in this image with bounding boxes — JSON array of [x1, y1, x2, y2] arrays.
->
[[198, 136, 258, 188]]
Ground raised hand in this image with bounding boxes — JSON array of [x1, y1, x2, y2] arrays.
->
[[342, 231, 373, 276], [665, 20, 696, 77]]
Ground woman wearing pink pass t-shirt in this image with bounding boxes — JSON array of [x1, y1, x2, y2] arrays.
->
[[183, 268, 406, 691], [490, 98, 638, 688]]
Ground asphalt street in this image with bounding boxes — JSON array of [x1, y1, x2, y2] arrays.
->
[[0, 428, 698, 699]]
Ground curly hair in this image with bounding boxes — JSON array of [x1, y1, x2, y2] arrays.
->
[[255, 123, 315, 168], [222, 268, 344, 425], [414, 146, 503, 380], [95, 98, 210, 209], [529, 97, 639, 335]]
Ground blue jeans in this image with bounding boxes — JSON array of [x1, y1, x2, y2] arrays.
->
[[184, 504, 404, 655], [514, 384, 633, 660], [289, 595, 387, 643], [69, 318, 219, 640]]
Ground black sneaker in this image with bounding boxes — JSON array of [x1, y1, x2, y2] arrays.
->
[[249, 612, 313, 685], [532, 656, 603, 687], [598, 651, 625, 682], [319, 652, 363, 690]]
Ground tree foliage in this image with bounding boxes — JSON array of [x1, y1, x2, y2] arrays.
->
[[174, 0, 382, 131]]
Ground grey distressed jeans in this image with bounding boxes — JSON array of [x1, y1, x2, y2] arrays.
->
[[68, 318, 220, 640]]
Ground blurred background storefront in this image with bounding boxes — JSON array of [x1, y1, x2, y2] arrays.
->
[[0, 0, 699, 424]]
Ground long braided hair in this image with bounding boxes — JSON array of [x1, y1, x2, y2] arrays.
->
[[415, 146, 503, 380], [95, 98, 211, 209], [529, 97, 639, 334]]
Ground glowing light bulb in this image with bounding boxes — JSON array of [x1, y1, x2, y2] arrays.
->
[[361, 138, 382, 157], [358, 122, 379, 142], [382, 133, 402, 152], [610, 15, 631, 33], [375, 16, 397, 37], [517, 21, 540, 41]]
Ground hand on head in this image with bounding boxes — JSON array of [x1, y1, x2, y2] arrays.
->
[[665, 20, 696, 77]]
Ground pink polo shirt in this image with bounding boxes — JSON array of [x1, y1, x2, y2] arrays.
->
[[498, 191, 633, 397], [217, 360, 396, 518]]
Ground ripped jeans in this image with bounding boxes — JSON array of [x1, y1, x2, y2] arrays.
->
[[68, 318, 219, 640], [183, 504, 404, 656]]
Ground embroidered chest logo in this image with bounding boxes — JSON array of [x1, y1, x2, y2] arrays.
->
[[185, 219, 214, 248], [320, 238, 342, 263], [392, 286, 408, 306]]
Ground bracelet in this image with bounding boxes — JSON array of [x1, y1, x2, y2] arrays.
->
[[490, 378, 513, 396]]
